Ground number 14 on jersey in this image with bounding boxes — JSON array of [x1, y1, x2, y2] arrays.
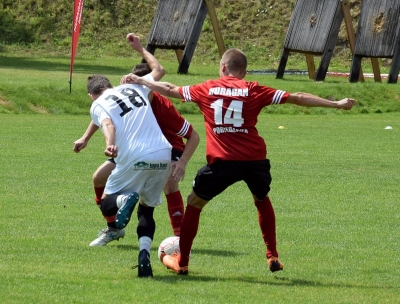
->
[[211, 99, 244, 127]]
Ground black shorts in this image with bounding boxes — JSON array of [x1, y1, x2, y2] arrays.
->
[[193, 159, 272, 201], [107, 148, 182, 164]]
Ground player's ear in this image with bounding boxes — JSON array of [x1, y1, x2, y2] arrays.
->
[[222, 62, 227, 73]]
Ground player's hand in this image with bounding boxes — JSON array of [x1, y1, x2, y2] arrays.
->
[[120, 74, 139, 84], [126, 33, 143, 52], [336, 98, 355, 110], [104, 145, 118, 158], [171, 160, 186, 181], [73, 138, 87, 153], [120, 74, 130, 85], [124, 73, 141, 84]]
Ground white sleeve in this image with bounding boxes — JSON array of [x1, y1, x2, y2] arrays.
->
[[143, 74, 154, 82], [90, 103, 110, 128], [136, 74, 154, 97]]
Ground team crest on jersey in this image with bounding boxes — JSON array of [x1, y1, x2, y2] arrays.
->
[[133, 161, 168, 170]]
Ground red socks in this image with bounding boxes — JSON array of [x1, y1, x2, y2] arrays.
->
[[94, 186, 112, 223], [165, 191, 184, 236], [178, 204, 202, 267], [254, 197, 278, 258], [94, 186, 105, 208]]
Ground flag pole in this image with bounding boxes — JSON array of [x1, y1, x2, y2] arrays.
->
[[69, 0, 84, 93], [69, 0, 76, 94]]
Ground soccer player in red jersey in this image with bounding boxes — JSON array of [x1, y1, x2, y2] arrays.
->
[[127, 48, 355, 275]]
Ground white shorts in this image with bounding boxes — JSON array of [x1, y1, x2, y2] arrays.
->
[[104, 148, 171, 207]]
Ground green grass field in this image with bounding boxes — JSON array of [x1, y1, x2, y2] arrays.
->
[[2, 2, 400, 300], [1, 113, 399, 303], [1, 51, 400, 115]]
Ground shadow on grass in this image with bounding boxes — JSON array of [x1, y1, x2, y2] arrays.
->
[[115, 245, 239, 257], [189, 248, 240, 257], [115, 244, 139, 251], [0, 55, 130, 76], [103, 245, 397, 290], [149, 274, 398, 290]]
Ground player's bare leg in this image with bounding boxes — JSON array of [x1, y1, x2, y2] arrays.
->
[[92, 160, 115, 208]]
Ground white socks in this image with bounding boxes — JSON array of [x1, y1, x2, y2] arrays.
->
[[139, 236, 152, 253]]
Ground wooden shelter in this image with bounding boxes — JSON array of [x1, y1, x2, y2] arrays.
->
[[144, 0, 225, 74], [349, 0, 400, 83], [276, 0, 344, 81]]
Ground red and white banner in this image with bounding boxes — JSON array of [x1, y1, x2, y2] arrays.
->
[[69, 0, 85, 92]]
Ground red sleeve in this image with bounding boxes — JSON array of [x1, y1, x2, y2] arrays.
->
[[151, 93, 193, 151], [179, 83, 208, 104], [246, 81, 290, 106]]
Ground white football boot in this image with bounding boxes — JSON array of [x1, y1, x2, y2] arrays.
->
[[89, 227, 125, 246]]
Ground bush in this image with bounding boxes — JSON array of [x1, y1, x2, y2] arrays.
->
[[0, 9, 34, 44]]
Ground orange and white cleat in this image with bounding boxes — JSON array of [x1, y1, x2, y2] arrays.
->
[[162, 254, 189, 275]]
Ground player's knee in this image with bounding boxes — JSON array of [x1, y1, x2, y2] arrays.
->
[[163, 178, 179, 194], [187, 192, 208, 209], [137, 203, 154, 218], [92, 171, 107, 187], [92, 161, 114, 187], [100, 194, 119, 216]]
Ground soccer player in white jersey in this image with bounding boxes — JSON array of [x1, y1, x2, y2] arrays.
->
[[88, 74, 171, 278], [127, 48, 355, 276], [86, 33, 172, 278], [75, 64, 199, 241]]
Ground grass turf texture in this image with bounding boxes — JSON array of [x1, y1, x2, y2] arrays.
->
[[0, 113, 399, 303], [1, 52, 400, 115]]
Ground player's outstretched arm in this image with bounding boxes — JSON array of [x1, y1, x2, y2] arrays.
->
[[127, 74, 182, 99], [126, 32, 165, 81], [73, 120, 99, 153], [286, 92, 355, 110]]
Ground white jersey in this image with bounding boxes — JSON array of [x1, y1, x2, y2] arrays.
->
[[90, 77, 171, 167]]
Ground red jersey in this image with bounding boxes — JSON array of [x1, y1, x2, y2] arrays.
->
[[151, 92, 193, 152], [179, 76, 289, 164]]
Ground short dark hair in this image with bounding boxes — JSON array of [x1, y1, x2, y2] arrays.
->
[[222, 48, 247, 74], [131, 63, 152, 76], [87, 74, 112, 95]]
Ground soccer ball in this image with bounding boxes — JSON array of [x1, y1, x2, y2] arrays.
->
[[157, 236, 180, 261]]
